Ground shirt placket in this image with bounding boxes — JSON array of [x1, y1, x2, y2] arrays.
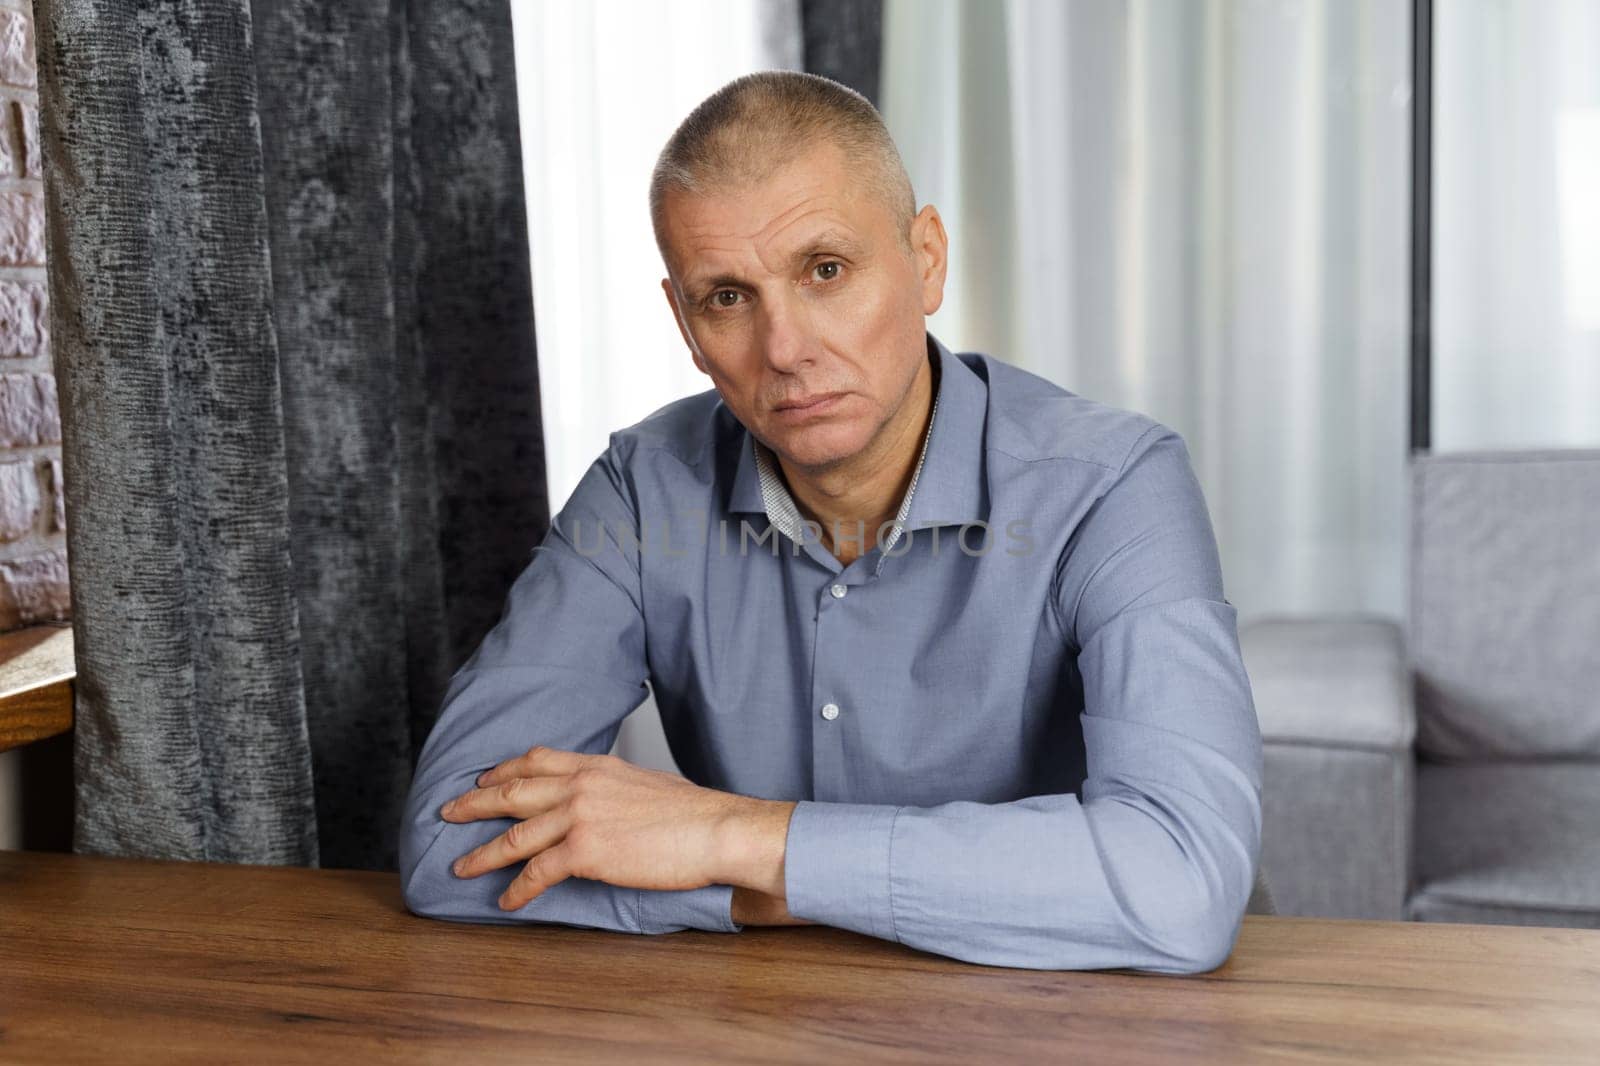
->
[[751, 383, 941, 806], [809, 567, 853, 801]]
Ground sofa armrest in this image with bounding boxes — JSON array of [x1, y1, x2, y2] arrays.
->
[[1239, 616, 1415, 920], [1241, 616, 1415, 752]]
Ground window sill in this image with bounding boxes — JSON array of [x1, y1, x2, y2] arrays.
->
[[0, 623, 74, 753]]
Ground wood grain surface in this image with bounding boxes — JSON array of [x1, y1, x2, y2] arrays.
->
[[0, 626, 73, 753], [3, 849, 1597, 1064]]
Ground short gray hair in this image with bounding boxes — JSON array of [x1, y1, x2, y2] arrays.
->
[[649, 70, 917, 266]]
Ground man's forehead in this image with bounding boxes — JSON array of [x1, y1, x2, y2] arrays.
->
[[676, 206, 864, 257], [668, 195, 872, 289], [670, 166, 860, 238], [661, 144, 882, 268]]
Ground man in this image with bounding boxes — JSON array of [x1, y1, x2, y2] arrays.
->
[[399, 71, 1263, 974]]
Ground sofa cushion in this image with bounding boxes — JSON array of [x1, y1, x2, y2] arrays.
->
[[1410, 450, 1600, 760], [1409, 761, 1600, 928]]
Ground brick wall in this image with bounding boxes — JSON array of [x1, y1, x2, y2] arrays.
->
[[0, 0, 66, 634]]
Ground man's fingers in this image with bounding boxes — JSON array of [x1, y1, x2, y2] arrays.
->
[[475, 745, 593, 789], [499, 843, 576, 911], [441, 774, 562, 823], [452, 810, 570, 879]]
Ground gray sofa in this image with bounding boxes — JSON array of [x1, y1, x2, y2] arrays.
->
[[1240, 449, 1600, 926]]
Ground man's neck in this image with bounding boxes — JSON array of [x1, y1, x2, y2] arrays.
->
[[776, 347, 938, 567]]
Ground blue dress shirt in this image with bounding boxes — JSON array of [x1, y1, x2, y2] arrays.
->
[[399, 331, 1263, 974]]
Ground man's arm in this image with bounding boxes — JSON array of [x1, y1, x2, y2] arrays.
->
[[398, 435, 743, 935], [767, 426, 1264, 973]]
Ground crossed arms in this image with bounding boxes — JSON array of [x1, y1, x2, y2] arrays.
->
[[398, 428, 1263, 974]]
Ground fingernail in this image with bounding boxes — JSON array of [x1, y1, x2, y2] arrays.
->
[[440, 800, 455, 817], [475, 772, 488, 787], [452, 858, 465, 876]]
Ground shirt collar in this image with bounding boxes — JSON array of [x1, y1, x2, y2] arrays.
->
[[728, 331, 986, 553]]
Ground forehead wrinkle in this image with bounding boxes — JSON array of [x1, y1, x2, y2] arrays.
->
[[754, 204, 856, 274], [749, 191, 829, 251], [675, 180, 825, 244], [680, 202, 853, 296]]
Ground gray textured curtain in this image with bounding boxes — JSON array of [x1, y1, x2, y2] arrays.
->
[[36, 0, 547, 872]]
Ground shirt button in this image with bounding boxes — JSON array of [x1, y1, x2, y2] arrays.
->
[[829, 583, 848, 599], [821, 702, 840, 721]]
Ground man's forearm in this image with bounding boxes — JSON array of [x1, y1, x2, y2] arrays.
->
[[715, 797, 814, 926]]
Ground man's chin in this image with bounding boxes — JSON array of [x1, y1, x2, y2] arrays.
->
[[763, 424, 866, 472]]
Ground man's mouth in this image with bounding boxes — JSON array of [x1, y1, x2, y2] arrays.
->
[[774, 392, 846, 416]]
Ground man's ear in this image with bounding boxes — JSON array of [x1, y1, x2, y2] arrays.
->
[[660, 277, 709, 376], [909, 205, 949, 316]]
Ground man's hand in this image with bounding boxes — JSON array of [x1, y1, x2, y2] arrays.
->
[[439, 745, 801, 915]]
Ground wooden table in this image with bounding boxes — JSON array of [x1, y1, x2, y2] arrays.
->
[[0, 624, 74, 753], [3, 850, 1597, 1063]]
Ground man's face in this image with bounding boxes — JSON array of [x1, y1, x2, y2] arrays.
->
[[658, 139, 947, 473]]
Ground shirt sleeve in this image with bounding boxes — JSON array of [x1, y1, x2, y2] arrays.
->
[[780, 425, 1263, 973], [398, 435, 744, 936]]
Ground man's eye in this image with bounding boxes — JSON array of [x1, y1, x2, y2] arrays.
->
[[814, 261, 842, 282], [711, 290, 743, 308]]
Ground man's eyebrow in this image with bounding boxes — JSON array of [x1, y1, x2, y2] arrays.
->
[[683, 229, 867, 300], [791, 228, 866, 260]]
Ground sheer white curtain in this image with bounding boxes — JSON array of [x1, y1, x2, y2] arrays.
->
[[881, 0, 1412, 623], [1434, 0, 1600, 449], [511, 0, 801, 771]]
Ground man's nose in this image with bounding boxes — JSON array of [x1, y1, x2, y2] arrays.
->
[[755, 288, 818, 373]]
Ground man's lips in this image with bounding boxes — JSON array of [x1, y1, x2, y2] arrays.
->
[[773, 392, 847, 414]]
